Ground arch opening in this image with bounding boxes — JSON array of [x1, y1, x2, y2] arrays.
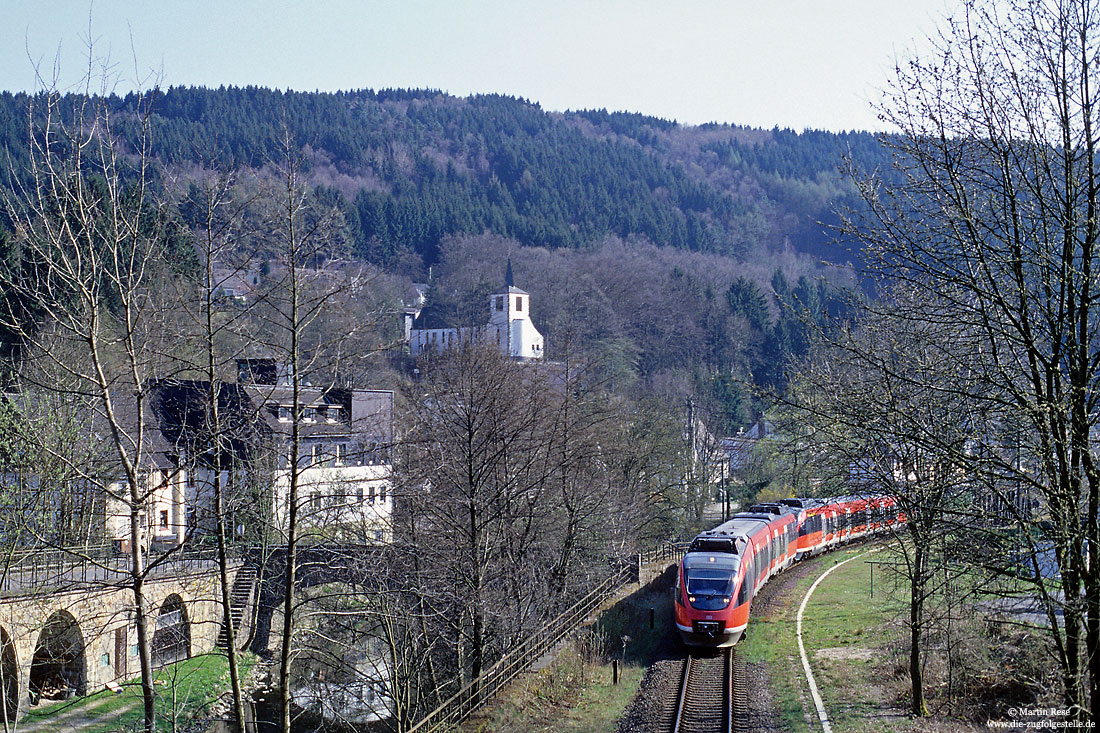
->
[[152, 594, 191, 667], [0, 626, 17, 723], [30, 611, 86, 702]]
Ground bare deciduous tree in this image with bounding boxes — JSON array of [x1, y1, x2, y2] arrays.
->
[[845, 0, 1100, 717], [0, 78, 180, 731]]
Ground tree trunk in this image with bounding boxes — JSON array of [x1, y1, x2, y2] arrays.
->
[[214, 480, 247, 731], [129, 498, 157, 732], [909, 541, 927, 718]]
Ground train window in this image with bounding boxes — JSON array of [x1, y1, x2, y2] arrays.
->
[[685, 568, 734, 611], [738, 556, 754, 605], [687, 570, 732, 595]]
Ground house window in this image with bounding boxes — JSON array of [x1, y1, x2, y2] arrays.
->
[[356, 486, 364, 501], [304, 406, 317, 422], [379, 483, 387, 502], [311, 444, 322, 465], [516, 296, 523, 312], [186, 470, 196, 489], [159, 510, 169, 528], [367, 484, 376, 502], [335, 443, 346, 465], [278, 406, 291, 421], [495, 296, 504, 311]]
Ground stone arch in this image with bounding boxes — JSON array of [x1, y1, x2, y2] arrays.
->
[[29, 610, 86, 702], [151, 594, 190, 667], [0, 625, 16, 724]]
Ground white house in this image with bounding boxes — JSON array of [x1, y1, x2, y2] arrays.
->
[[240, 361, 395, 544], [100, 365, 395, 550]]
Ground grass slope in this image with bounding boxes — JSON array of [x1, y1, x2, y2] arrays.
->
[[19, 652, 256, 733]]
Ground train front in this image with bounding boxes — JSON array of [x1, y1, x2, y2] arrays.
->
[[674, 550, 746, 647]]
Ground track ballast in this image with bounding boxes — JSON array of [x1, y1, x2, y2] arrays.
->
[[671, 649, 740, 733]]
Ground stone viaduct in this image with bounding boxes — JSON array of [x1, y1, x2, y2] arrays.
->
[[0, 550, 248, 723]]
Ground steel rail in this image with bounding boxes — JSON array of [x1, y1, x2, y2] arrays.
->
[[672, 649, 733, 733]]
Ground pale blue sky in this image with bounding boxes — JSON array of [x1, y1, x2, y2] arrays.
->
[[2, 1, 952, 132]]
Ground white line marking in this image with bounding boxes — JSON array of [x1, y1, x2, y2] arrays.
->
[[796, 550, 876, 733]]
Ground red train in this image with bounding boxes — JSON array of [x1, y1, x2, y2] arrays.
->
[[674, 495, 901, 647]]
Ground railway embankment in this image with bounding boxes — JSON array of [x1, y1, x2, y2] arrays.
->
[[458, 563, 679, 732], [465, 541, 1053, 732]]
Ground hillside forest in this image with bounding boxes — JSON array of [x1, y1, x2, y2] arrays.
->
[[0, 86, 883, 431]]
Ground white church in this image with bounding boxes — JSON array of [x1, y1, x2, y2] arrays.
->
[[407, 262, 545, 361]]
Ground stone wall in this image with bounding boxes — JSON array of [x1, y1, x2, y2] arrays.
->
[[0, 562, 242, 722]]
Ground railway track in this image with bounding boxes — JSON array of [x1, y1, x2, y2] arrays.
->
[[671, 648, 745, 733]]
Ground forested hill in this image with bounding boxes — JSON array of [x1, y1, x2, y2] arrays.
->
[[0, 86, 889, 269]]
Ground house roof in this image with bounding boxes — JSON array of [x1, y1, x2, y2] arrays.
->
[[148, 380, 271, 467], [244, 384, 394, 443]]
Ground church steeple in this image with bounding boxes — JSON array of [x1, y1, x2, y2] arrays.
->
[[505, 257, 514, 288]]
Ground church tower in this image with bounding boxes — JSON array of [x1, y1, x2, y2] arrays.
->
[[487, 259, 544, 360]]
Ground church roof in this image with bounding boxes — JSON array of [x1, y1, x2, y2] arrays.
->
[[495, 285, 529, 296], [410, 304, 454, 330]]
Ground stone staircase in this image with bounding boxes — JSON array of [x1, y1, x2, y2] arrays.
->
[[217, 564, 258, 650]]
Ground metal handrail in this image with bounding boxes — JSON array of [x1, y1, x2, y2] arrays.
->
[[406, 543, 683, 733], [0, 543, 246, 594]]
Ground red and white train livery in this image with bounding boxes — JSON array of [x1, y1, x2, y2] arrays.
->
[[674, 495, 901, 647]]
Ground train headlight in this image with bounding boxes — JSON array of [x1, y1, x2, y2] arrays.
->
[[689, 596, 696, 603], [722, 598, 729, 603]]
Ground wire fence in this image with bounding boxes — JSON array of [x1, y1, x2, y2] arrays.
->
[[406, 541, 685, 733]]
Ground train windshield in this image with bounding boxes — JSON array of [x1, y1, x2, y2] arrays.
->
[[685, 568, 734, 611]]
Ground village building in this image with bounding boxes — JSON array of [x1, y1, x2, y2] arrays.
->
[[91, 360, 395, 550], [407, 262, 545, 361]]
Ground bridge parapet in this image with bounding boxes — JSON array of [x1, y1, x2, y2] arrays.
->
[[0, 545, 250, 597]]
